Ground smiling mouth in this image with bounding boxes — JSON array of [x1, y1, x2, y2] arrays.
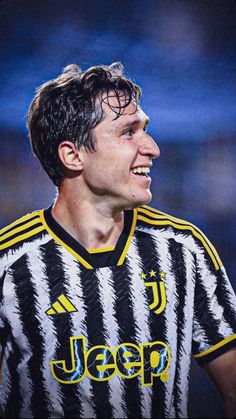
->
[[131, 167, 151, 176]]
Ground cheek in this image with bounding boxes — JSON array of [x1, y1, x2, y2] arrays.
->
[[85, 157, 116, 183], [85, 141, 136, 181]]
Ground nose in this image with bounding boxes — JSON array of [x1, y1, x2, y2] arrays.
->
[[139, 134, 160, 159]]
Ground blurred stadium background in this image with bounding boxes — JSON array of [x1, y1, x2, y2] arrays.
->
[[0, 0, 235, 417]]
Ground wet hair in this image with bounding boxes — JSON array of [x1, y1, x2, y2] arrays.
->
[[27, 62, 141, 186]]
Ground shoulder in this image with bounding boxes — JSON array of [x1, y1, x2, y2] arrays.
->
[[0, 209, 50, 271], [136, 204, 204, 235], [135, 204, 222, 271]]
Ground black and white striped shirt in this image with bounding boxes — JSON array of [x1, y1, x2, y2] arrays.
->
[[0, 205, 236, 418]]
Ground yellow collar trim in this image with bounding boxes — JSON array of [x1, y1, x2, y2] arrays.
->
[[117, 208, 137, 266]]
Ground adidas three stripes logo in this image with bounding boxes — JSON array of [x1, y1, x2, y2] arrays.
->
[[46, 294, 77, 315]]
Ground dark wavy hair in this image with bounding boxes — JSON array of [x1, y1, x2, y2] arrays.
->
[[27, 62, 141, 186]]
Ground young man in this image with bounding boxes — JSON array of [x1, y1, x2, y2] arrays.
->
[[0, 62, 235, 418]]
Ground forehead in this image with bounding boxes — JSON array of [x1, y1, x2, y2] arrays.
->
[[101, 92, 149, 127]]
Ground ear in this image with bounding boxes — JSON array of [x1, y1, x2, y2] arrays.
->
[[58, 141, 83, 172]]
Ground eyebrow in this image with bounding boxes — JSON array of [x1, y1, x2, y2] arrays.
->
[[119, 117, 150, 131]]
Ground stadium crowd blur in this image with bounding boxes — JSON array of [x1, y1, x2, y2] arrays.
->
[[0, 1, 236, 417]]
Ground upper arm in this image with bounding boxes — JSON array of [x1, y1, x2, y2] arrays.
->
[[203, 348, 236, 416]]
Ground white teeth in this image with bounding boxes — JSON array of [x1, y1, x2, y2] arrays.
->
[[131, 167, 150, 174]]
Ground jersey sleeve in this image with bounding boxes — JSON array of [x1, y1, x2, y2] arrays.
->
[[192, 248, 236, 365]]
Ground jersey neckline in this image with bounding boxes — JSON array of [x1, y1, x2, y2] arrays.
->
[[41, 206, 137, 269]]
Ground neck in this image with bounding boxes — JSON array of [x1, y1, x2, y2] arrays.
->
[[52, 188, 124, 250]]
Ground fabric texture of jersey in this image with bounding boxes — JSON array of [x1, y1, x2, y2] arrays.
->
[[0, 205, 236, 418]]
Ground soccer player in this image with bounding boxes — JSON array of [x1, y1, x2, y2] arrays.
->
[[0, 62, 236, 418]]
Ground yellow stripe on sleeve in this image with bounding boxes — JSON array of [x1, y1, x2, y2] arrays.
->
[[194, 334, 236, 359]]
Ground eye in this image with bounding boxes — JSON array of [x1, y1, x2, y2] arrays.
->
[[122, 129, 134, 137]]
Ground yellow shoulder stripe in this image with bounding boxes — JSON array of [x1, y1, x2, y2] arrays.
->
[[137, 211, 222, 271], [39, 210, 93, 270], [0, 226, 45, 251], [194, 334, 236, 359], [0, 217, 41, 242], [0, 211, 41, 235], [142, 205, 166, 216], [139, 207, 222, 269]]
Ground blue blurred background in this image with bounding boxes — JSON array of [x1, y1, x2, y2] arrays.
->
[[0, 0, 235, 417]]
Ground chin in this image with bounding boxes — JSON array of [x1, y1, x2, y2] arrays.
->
[[128, 192, 152, 210], [114, 188, 153, 211]]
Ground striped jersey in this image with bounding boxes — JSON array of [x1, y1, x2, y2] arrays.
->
[[0, 205, 236, 418]]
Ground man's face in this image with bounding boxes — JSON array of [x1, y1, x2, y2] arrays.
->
[[80, 93, 160, 211]]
